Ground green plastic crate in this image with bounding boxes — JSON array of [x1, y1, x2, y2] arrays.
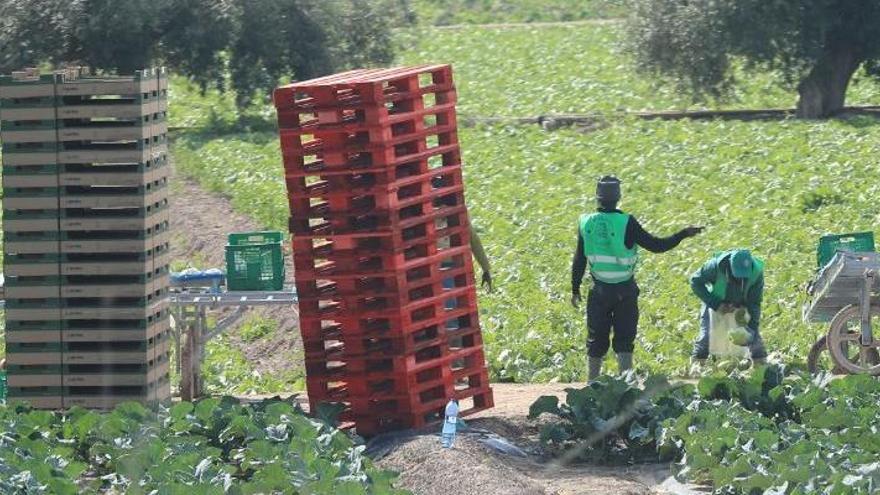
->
[[817, 231, 875, 268], [225, 231, 285, 291]]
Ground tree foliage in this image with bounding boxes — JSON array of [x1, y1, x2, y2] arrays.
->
[[0, 0, 395, 109], [626, 0, 880, 118]]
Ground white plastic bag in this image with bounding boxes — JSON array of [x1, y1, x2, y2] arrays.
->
[[708, 309, 751, 358]]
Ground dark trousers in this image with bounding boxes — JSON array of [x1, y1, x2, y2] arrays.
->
[[586, 279, 640, 358]]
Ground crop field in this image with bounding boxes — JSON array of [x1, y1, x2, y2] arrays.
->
[[171, 22, 880, 382], [3, 7, 880, 495], [408, 0, 627, 25], [0, 398, 401, 493], [394, 23, 880, 117]]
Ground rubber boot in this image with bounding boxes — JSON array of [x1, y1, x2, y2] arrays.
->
[[617, 353, 633, 374], [588, 357, 603, 381]]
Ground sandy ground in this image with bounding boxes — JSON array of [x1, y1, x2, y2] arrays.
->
[[172, 166, 695, 495], [374, 383, 678, 495]]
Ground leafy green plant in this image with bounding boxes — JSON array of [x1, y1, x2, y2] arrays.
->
[[662, 370, 880, 494], [408, 0, 628, 25], [528, 374, 693, 463], [0, 398, 405, 494]]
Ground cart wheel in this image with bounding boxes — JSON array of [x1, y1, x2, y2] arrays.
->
[[807, 336, 847, 375], [826, 305, 880, 376]]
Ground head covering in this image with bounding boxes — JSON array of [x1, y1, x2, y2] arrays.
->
[[596, 176, 621, 205], [729, 249, 754, 279]]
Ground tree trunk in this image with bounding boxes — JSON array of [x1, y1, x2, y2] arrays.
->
[[796, 45, 863, 119]]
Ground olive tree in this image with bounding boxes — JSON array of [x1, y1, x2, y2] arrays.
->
[[0, 0, 395, 109], [627, 0, 880, 118]]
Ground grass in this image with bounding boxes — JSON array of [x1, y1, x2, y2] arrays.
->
[[201, 316, 305, 395], [395, 24, 880, 117], [408, 0, 628, 25]]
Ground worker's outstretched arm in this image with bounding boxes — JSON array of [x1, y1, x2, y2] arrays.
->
[[469, 226, 492, 290], [746, 274, 764, 332], [690, 259, 722, 310], [627, 216, 702, 253]]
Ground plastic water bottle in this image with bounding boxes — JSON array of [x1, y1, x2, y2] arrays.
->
[[441, 399, 459, 448]]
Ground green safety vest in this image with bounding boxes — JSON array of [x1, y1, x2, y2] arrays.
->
[[579, 212, 638, 284], [710, 251, 765, 300]]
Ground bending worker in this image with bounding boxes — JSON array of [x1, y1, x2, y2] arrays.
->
[[571, 176, 703, 380], [690, 249, 767, 365]]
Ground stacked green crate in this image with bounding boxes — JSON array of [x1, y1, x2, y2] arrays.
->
[[1, 67, 172, 409]]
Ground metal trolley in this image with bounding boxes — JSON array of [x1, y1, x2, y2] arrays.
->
[[804, 251, 880, 375]]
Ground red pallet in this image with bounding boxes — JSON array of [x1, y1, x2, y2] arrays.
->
[[290, 222, 470, 265], [288, 188, 466, 237], [283, 147, 462, 200], [274, 65, 455, 111], [302, 319, 484, 362], [275, 65, 493, 434], [275, 84, 456, 131], [302, 319, 483, 362], [298, 288, 477, 336], [285, 171, 465, 226], [306, 347, 488, 402], [333, 383, 493, 436], [279, 99, 457, 144], [288, 206, 468, 243], [292, 226, 469, 274], [304, 339, 485, 380]]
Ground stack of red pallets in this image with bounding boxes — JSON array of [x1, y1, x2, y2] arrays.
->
[[273, 65, 493, 435]]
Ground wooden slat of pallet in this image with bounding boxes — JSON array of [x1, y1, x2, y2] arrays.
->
[[60, 187, 167, 208], [6, 396, 63, 409], [61, 256, 168, 276], [60, 229, 170, 253], [3, 175, 59, 187], [5, 330, 62, 344], [62, 298, 167, 318], [4, 262, 62, 276], [1, 120, 167, 143], [64, 361, 170, 387], [62, 318, 169, 342], [8, 374, 63, 387], [0, 83, 56, 99], [56, 79, 155, 97], [60, 209, 170, 232], [60, 164, 169, 187], [3, 218, 59, 232], [5, 351, 63, 365], [3, 196, 60, 209]]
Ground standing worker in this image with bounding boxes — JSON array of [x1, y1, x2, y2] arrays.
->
[[690, 249, 767, 366], [571, 176, 703, 380]]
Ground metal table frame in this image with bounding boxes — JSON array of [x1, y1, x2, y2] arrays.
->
[[169, 288, 299, 400]]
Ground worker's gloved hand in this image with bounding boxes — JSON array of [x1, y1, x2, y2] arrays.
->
[[571, 291, 582, 308], [481, 272, 493, 292], [681, 226, 705, 238]]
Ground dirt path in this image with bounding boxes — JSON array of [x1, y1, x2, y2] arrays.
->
[[168, 162, 303, 378]]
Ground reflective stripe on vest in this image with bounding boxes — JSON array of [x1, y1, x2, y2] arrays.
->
[[579, 212, 639, 284], [587, 255, 638, 266]]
